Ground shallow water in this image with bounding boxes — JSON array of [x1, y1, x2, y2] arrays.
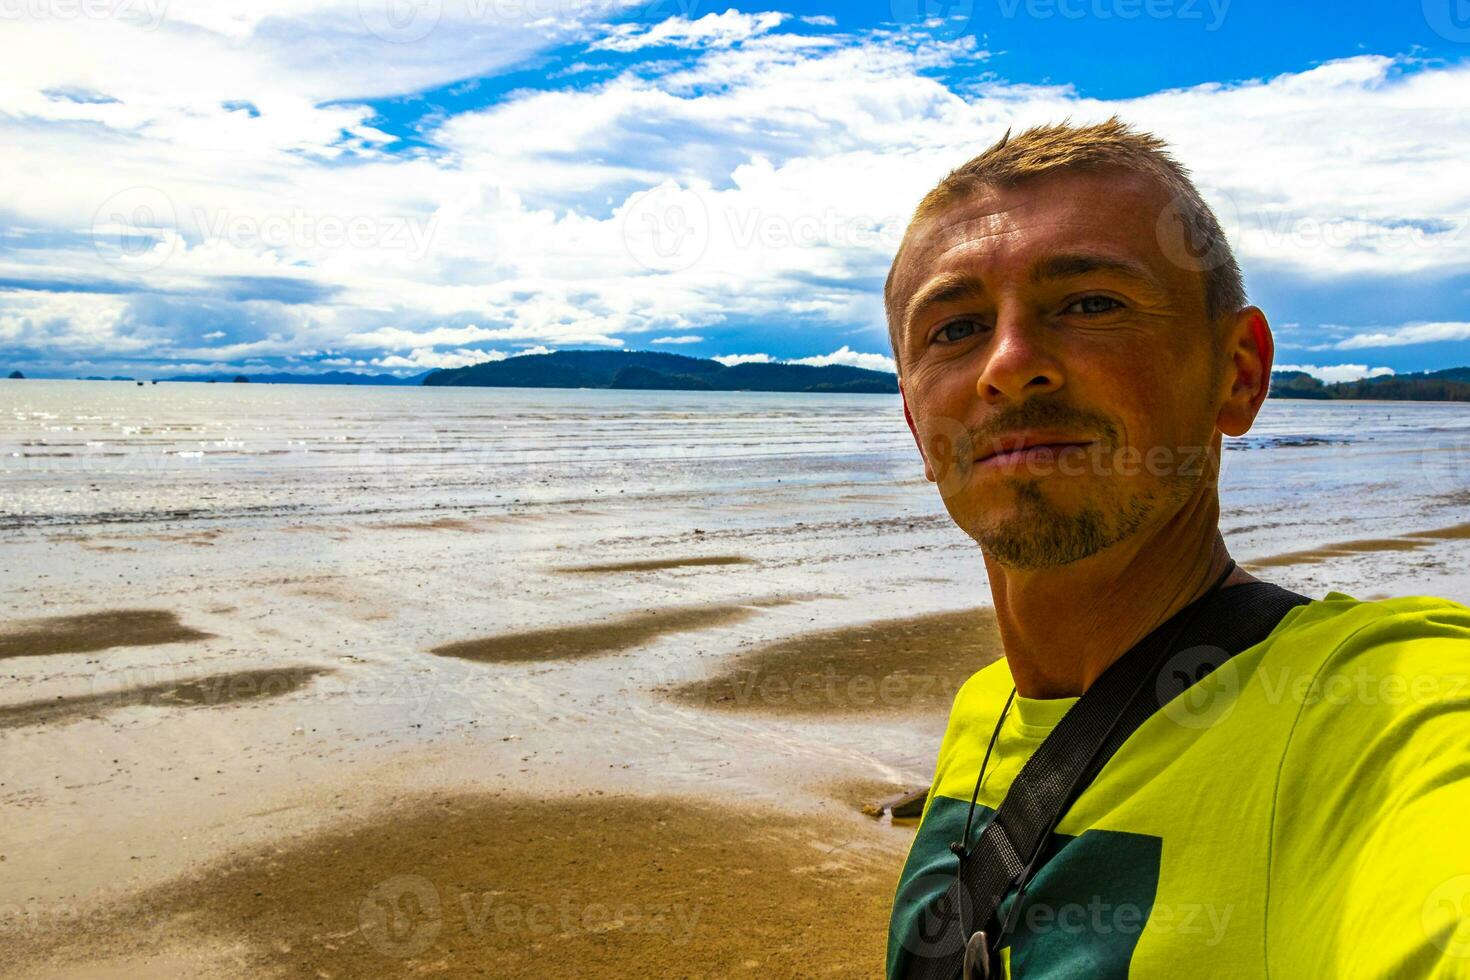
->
[[2, 382, 1465, 540]]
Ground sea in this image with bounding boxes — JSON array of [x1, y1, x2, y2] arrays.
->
[[2, 381, 1467, 556]]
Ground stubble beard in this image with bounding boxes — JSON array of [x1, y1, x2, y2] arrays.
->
[[965, 465, 1202, 571]]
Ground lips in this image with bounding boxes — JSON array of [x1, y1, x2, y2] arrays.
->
[[975, 432, 1095, 465]]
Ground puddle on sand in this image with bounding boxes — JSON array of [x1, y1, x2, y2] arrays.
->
[[0, 666, 332, 730], [431, 598, 798, 664], [667, 605, 1004, 716], [0, 610, 214, 661]]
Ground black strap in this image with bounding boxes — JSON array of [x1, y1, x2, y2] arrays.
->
[[902, 576, 1313, 980]]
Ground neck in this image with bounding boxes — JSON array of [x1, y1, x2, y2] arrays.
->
[[983, 495, 1256, 699]]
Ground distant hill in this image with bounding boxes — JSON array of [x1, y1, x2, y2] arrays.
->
[[423, 349, 898, 393], [1271, 366, 1470, 401], [158, 370, 430, 386]]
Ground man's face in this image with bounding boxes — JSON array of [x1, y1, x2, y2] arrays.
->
[[892, 168, 1227, 571]]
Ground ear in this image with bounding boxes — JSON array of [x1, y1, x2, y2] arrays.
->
[[1216, 306, 1273, 437], [900, 378, 937, 483]]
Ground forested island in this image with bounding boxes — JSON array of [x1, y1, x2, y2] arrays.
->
[[1270, 366, 1470, 401], [10, 355, 1470, 399], [422, 349, 898, 393]]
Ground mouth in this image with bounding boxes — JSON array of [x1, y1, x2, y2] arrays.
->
[[974, 434, 1096, 468]]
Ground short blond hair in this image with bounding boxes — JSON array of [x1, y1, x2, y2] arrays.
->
[[884, 116, 1243, 374]]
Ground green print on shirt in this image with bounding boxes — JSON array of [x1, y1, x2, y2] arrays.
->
[[887, 795, 1163, 979]]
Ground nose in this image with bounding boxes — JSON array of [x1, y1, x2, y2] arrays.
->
[[974, 306, 1063, 404]]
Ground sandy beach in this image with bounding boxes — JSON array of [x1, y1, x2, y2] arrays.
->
[[3, 383, 1469, 977]]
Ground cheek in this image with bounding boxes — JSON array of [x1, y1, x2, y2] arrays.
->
[[907, 358, 980, 409], [1067, 353, 1176, 449]]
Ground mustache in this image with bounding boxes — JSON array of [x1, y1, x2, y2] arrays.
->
[[933, 408, 1116, 459]]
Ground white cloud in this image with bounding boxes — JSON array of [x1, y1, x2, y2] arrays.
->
[[370, 343, 554, 371], [786, 345, 896, 373], [590, 11, 786, 53], [1311, 321, 1470, 350], [713, 352, 773, 366], [708, 347, 893, 372], [4, 10, 1470, 375], [1275, 363, 1395, 384], [372, 347, 509, 370], [650, 334, 703, 344]]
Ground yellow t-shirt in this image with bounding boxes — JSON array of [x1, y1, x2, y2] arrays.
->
[[887, 590, 1470, 978]]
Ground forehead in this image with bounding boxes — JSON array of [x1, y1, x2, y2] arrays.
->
[[892, 168, 1187, 312]]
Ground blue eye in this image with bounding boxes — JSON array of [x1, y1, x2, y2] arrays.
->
[[936, 319, 983, 343], [1067, 295, 1122, 315]]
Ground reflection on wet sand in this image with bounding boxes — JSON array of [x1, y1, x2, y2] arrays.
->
[[373, 517, 480, 531], [0, 610, 213, 661], [1242, 520, 1470, 570], [430, 598, 796, 664], [13, 794, 902, 979], [0, 667, 331, 730], [668, 606, 1004, 715], [553, 555, 755, 574]]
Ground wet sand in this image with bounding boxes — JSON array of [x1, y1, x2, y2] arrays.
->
[[5, 388, 1469, 979], [0, 667, 330, 731], [553, 554, 756, 574], [11, 793, 902, 980], [431, 597, 797, 664], [1242, 520, 1470, 570], [0, 610, 212, 661], [667, 606, 1005, 715]]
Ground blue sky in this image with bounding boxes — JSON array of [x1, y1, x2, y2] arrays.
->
[[3, 0, 1469, 381]]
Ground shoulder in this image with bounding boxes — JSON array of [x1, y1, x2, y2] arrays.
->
[[946, 655, 1015, 731], [1270, 590, 1470, 772], [1267, 593, 1470, 972], [1269, 590, 1470, 677], [929, 659, 1013, 775]]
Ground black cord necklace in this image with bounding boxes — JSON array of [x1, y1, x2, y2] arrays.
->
[[951, 687, 1015, 866], [947, 558, 1239, 958]]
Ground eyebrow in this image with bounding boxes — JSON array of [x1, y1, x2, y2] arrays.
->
[[1030, 252, 1159, 288]]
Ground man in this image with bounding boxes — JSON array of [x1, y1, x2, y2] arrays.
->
[[885, 118, 1470, 978]]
